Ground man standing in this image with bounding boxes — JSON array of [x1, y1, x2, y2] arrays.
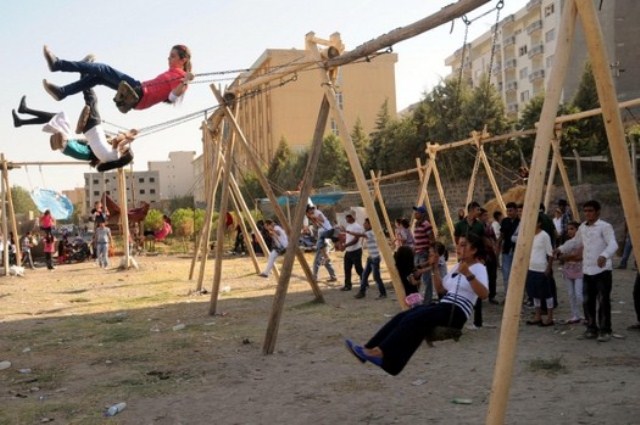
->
[[259, 220, 288, 278], [340, 212, 364, 291], [454, 201, 484, 244], [412, 206, 435, 303], [556, 200, 618, 342], [557, 199, 573, 244], [498, 202, 520, 297], [306, 205, 337, 283]]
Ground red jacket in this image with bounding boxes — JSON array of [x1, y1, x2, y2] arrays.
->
[[136, 67, 186, 110]]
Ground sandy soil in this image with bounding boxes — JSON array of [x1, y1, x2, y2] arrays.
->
[[0, 253, 639, 425]]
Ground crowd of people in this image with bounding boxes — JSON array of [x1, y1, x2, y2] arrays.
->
[[245, 198, 636, 376]]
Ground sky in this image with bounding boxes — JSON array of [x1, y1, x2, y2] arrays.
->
[[1, 0, 522, 193]]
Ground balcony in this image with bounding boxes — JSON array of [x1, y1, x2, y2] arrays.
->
[[527, 19, 543, 34], [507, 103, 519, 113], [527, 0, 542, 11], [528, 44, 544, 59], [492, 62, 502, 75], [503, 36, 516, 47], [529, 69, 545, 82], [504, 59, 517, 70], [501, 14, 515, 26], [506, 81, 518, 92]]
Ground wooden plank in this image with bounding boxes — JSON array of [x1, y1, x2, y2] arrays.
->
[[575, 0, 640, 273], [371, 170, 395, 240], [263, 96, 331, 355], [486, 1, 577, 422]]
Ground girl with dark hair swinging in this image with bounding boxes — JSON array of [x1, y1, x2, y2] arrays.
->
[[345, 234, 488, 376]]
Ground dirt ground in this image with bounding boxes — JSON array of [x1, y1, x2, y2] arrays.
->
[[0, 252, 639, 425]]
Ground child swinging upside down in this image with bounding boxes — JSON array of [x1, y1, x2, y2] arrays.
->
[[345, 234, 488, 376], [41, 45, 193, 113], [12, 89, 135, 172]]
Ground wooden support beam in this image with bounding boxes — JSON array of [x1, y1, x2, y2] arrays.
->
[[486, 1, 577, 422], [575, 0, 640, 273], [416, 158, 438, 238], [263, 96, 331, 355], [479, 147, 506, 213], [0, 158, 8, 275], [229, 188, 261, 274], [2, 157, 21, 267], [326, 0, 491, 68], [551, 128, 580, 222], [210, 85, 323, 300], [428, 147, 456, 248], [370, 170, 394, 240], [117, 168, 137, 270]]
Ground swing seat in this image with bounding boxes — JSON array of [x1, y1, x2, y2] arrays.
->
[[425, 326, 462, 345], [113, 81, 140, 114], [96, 150, 134, 172]]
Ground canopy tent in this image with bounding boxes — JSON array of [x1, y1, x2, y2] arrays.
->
[[263, 191, 346, 207], [30, 188, 74, 220]]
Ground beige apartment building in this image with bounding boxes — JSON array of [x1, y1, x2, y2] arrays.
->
[[230, 42, 398, 166], [148, 151, 197, 200], [445, 0, 639, 119]]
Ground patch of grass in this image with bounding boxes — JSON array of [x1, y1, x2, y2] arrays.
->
[[288, 299, 325, 311], [527, 356, 567, 374], [100, 326, 148, 344]]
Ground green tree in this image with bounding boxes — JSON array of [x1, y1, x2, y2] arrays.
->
[[267, 137, 293, 189], [365, 99, 393, 173], [169, 195, 194, 212], [11, 186, 37, 215], [144, 209, 164, 232], [314, 134, 350, 187], [572, 62, 608, 156], [461, 78, 509, 136], [350, 117, 370, 166]]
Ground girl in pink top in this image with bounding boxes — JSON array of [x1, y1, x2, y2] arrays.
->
[[43, 234, 56, 270], [39, 210, 55, 236], [42, 45, 193, 112], [559, 221, 584, 324]]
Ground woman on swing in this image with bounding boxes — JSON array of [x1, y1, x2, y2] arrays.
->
[[41, 45, 193, 113], [345, 233, 488, 376], [12, 89, 135, 171]]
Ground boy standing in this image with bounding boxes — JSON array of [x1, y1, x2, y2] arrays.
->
[[94, 221, 113, 269], [350, 218, 387, 299]]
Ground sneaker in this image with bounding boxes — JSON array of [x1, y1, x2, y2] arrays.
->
[[489, 298, 500, 305], [583, 330, 598, 340], [43, 45, 58, 71], [327, 276, 338, 282], [354, 291, 365, 299], [75, 105, 91, 134], [49, 133, 65, 151], [258, 273, 268, 278], [339, 286, 351, 291], [43, 79, 64, 101], [81, 53, 96, 63], [377, 293, 387, 299], [597, 333, 611, 342]]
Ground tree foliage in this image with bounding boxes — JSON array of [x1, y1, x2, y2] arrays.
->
[[571, 62, 608, 156], [144, 209, 164, 232], [11, 186, 37, 215]]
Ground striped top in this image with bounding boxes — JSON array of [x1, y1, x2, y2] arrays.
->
[[439, 263, 488, 319], [413, 219, 433, 254], [364, 230, 380, 259]]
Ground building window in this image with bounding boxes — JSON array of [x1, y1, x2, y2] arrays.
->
[[336, 92, 344, 110], [93, 179, 99, 184], [518, 45, 528, 56], [330, 119, 339, 136], [545, 29, 555, 43], [150, 177, 155, 183], [138, 178, 145, 183], [140, 189, 145, 195], [150, 189, 156, 194], [519, 67, 529, 80], [544, 4, 555, 17], [545, 55, 554, 68], [106, 190, 110, 195], [93, 191, 99, 196], [520, 90, 530, 103]]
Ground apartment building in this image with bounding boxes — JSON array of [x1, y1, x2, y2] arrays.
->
[[229, 35, 398, 166], [445, 0, 639, 118], [84, 170, 160, 211], [148, 151, 197, 200]]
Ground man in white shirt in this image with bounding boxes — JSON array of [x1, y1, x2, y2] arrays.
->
[[340, 213, 364, 291], [259, 220, 288, 277], [556, 200, 618, 342], [306, 205, 337, 282]]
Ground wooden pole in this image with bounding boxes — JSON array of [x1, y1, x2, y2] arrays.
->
[[116, 168, 136, 269], [574, 0, 640, 271], [1, 156, 21, 267], [416, 159, 438, 238], [466, 151, 481, 209], [415, 156, 433, 207], [311, 39, 406, 309], [543, 145, 558, 212], [550, 126, 580, 221], [210, 85, 323, 300], [229, 189, 260, 273], [263, 97, 331, 354], [370, 170, 394, 241], [427, 146, 456, 247], [209, 108, 237, 315], [478, 147, 506, 213], [486, 1, 577, 422], [0, 157, 9, 275]]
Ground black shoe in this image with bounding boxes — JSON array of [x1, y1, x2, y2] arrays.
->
[[489, 298, 500, 305], [18, 95, 27, 113], [43, 79, 64, 101], [11, 110, 21, 128], [339, 286, 351, 291], [354, 291, 365, 299], [377, 293, 387, 299], [43, 45, 58, 71]]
